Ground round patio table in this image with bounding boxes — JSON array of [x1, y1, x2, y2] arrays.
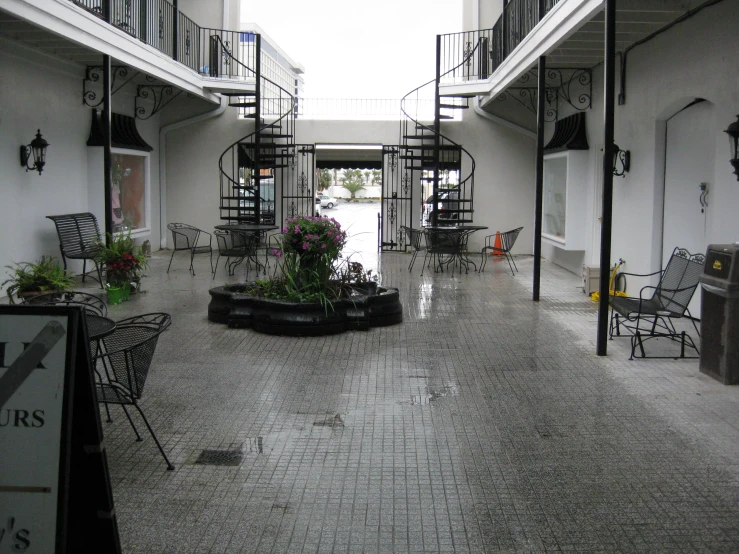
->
[[424, 225, 488, 274]]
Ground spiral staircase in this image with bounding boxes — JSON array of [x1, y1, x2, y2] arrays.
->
[[399, 41, 477, 228], [216, 35, 295, 225]]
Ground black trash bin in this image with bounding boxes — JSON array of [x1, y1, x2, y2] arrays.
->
[[699, 243, 739, 384]]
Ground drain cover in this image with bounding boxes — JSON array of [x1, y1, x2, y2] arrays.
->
[[194, 449, 243, 466]]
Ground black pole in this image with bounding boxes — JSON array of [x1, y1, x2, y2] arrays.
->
[[254, 34, 261, 223], [103, 55, 113, 245], [103, 0, 110, 23], [597, 0, 617, 356], [533, 55, 546, 301], [501, 0, 507, 60], [172, 0, 178, 61], [432, 34, 441, 228]]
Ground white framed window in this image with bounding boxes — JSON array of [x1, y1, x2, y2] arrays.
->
[[111, 148, 151, 237]]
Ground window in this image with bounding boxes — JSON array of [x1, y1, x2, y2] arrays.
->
[[543, 155, 567, 239], [111, 150, 150, 236]]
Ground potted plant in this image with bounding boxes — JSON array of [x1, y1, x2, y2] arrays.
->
[[2, 256, 76, 304], [95, 230, 148, 305]]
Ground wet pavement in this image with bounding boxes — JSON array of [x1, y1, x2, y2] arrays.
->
[[85, 247, 739, 553]]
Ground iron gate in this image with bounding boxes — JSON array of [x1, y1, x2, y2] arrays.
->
[[280, 144, 316, 223], [380, 146, 413, 252]]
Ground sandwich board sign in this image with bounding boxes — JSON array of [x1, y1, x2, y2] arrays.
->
[[0, 305, 120, 553]]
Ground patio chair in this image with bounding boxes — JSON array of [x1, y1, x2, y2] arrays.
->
[[20, 290, 107, 316], [401, 226, 427, 272], [47, 212, 104, 287], [609, 247, 705, 359], [480, 227, 523, 275], [166, 223, 213, 275], [94, 312, 174, 470], [423, 228, 462, 275], [213, 229, 259, 278]]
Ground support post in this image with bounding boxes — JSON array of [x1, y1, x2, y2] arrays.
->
[[597, 0, 617, 356], [254, 34, 261, 223], [172, 0, 178, 61], [533, 55, 546, 301], [102, 56, 113, 245], [432, 34, 442, 228], [501, 0, 507, 60]]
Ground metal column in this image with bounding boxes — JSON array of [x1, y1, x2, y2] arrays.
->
[[597, 0, 617, 355], [533, 55, 546, 301], [103, 55, 112, 244]]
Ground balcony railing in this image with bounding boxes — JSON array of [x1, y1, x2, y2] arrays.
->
[[69, 0, 260, 80], [294, 98, 453, 121], [440, 0, 562, 85]]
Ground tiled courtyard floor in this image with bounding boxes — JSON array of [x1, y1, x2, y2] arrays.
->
[[90, 251, 739, 553]]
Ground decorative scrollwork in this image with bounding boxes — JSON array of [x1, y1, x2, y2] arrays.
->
[[396, 228, 405, 246], [288, 148, 296, 170], [297, 172, 308, 193], [464, 42, 472, 67], [544, 68, 592, 112], [115, 0, 133, 31], [135, 85, 182, 119], [402, 172, 411, 195], [222, 41, 232, 66], [185, 30, 191, 57], [496, 88, 557, 122], [288, 202, 297, 218], [388, 203, 397, 225], [158, 9, 164, 40], [83, 65, 137, 107], [388, 152, 398, 171]]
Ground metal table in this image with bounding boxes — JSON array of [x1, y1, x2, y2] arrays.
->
[[214, 224, 279, 277], [424, 225, 488, 274]]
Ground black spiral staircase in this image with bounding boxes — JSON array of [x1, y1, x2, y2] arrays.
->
[[217, 34, 295, 224], [400, 37, 477, 227]]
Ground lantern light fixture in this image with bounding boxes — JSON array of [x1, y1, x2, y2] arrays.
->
[[20, 129, 49, 175], [612, 143, 630, 177]]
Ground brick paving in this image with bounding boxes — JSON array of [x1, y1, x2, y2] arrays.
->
[[90, 250, 739, 553]]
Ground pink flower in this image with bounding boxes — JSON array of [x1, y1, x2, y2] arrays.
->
[[303, 242, 310, 250], [321, 244, 326, 250]]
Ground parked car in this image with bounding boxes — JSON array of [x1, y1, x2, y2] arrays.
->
[[319, 195, 338, 209], [422, 191, 459, 226]]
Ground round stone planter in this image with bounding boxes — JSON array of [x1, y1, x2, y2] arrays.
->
[[208, 283, 402, 336]]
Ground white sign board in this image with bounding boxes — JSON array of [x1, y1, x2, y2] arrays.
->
[[0, 314, 69, 553]]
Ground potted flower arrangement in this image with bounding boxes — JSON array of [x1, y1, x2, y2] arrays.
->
[[95, 231, 148, 305], [2, 256, 76, 304]]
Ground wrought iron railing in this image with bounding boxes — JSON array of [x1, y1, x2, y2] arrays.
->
[[439, 0, 563, 85], [67, 0, 260, 81], [295, 98, 450, 121]]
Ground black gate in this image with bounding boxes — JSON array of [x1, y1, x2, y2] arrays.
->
[[280, 144, 316, 223], [380, 145, 412, 252]]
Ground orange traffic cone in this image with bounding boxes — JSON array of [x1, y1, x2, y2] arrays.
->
[[489, 231, 504, 258]]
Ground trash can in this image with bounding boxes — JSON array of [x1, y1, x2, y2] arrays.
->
[[699, 243, 739, 384]]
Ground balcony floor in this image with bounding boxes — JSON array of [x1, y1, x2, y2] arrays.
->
[[85, 251, 739, 553]]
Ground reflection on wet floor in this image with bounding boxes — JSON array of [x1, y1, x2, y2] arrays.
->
[[411, 383, 459, 405]]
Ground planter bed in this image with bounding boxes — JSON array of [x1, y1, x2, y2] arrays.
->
[[208, 283, 403, 336]]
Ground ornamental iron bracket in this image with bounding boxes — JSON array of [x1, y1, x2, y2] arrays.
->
[[135, 85, 182, 120], [83, 65, 138, 108]]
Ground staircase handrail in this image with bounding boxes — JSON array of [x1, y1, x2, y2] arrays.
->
[[214, 34, 295, 191]]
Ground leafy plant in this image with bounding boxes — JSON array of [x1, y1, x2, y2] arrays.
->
[[340, 169, 366, 199], [2, 256, 76, 303], [95, 230, 148, 290]]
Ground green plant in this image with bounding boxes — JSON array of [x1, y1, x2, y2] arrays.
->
[[95, 230, 148, 290], [2, 256, 76, 303]]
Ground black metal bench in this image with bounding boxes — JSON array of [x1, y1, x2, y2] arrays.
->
[[47, 212, 104, 287], [609, 247, 705, 359]]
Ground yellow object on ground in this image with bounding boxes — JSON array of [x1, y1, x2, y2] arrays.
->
[[589, 259, 627, 302]]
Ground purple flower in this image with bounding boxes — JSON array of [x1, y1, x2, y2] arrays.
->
[[321, 243, 326, 250], [294, 226, 301, 233], [303, 242, 310, 250]]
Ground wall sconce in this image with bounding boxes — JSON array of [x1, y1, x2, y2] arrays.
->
[[613, 143, 630, 177], [724, 114, 739, 181], [20, 129, 49, 175]]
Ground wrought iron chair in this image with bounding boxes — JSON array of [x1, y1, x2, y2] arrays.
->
[[609, 247, 705, 359], [94, 312, 175, 470], [401, 226, 427, 272], [213, 229, 260, 278], [166, 223, 213, 275], [480, 227, 523, 275], [47, 212, 104, 287]]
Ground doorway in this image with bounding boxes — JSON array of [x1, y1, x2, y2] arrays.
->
[[662, 99, 715, 317]]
